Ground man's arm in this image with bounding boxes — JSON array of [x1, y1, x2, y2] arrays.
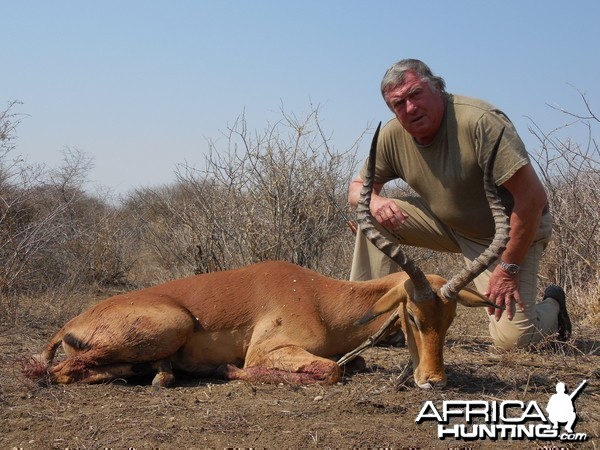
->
[[348, 176, 409, 230], [485, 163, 548, 320]]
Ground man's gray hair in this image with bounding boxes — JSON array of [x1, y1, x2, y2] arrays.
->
[[380, 59, 446, 106]]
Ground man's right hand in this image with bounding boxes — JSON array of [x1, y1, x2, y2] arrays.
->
[[369, 194, 408, 231], [348, 177, 409, 232]]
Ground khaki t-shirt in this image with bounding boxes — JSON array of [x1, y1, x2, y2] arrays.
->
[[359, 94, 529, 239]]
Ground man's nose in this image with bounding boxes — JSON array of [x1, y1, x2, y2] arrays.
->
[[406, 98, 418, 113]]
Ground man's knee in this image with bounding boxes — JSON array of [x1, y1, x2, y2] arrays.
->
[[488, 318, 543, 350]]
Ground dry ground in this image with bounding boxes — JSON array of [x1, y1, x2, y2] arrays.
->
[[1, 298, 598, 449]]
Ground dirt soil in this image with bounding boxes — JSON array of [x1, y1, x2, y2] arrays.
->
[[1, 305, 598, 449]]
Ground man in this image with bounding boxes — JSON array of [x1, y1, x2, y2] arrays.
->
[[348, 59, 571, 350]]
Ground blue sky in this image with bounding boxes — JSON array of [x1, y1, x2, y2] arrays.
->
[[3, 1, 599, 195]]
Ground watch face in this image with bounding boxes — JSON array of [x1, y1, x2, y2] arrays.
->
[[501, 262, 519, 275]]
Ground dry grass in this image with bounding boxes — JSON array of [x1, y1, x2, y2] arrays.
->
[[1, 293, 598, 449]]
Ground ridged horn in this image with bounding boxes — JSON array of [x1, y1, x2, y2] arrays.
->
[[357, 122, 435, 302], [439, 127, 511, 299]]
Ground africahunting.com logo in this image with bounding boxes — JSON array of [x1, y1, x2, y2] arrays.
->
[[416, 379, 589, 442]]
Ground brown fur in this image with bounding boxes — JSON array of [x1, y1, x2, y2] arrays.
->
[[25, 260, 490, 387], [359, 276, 493, 388]]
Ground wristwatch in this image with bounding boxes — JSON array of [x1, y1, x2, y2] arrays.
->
[[499, 261, 520, 276]]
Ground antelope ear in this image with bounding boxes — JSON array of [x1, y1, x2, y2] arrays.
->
[[355, 285, 407, 325], [455, 286, 504, 309]]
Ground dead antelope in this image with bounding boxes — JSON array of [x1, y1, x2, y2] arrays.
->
[[23, 260, 413, 387], [23, 125, 508, 389]]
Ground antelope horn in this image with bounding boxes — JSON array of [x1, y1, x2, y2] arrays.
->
[[357, 122, 435, 302], [440, 128, 511, 299]]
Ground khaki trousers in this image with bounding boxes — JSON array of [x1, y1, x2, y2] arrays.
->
[[349, 196, 558, 350]]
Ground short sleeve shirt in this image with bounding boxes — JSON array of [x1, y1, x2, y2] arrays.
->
[[359, 94, 530, 239]]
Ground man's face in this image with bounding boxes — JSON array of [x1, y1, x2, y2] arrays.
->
[[384, 71, 445, 145]]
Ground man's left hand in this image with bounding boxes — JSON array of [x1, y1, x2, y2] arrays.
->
[[484, 268, 525, 320]]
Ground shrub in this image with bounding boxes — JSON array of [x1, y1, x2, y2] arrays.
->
[[529, 91, 599, 325], [124, 107, 361, 284]]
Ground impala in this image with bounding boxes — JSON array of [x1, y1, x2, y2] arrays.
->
[[23, 125, 508, 388]]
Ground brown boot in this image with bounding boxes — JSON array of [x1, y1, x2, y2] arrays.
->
[[543, 285, 572, 341]]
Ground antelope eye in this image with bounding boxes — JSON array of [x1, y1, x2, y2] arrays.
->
[[408, 313, 419, 330]]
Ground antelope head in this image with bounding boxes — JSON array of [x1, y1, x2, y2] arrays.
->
[[356, 123, 510, 388]]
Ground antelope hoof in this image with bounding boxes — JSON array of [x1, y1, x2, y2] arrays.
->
[[415, 378, 447, 389]]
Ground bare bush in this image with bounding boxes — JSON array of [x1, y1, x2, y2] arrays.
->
[[2, 96, 598, 329], [1, 103, 134, 322], [126, 107, 361, 283], [528, 90, 599, 325]]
